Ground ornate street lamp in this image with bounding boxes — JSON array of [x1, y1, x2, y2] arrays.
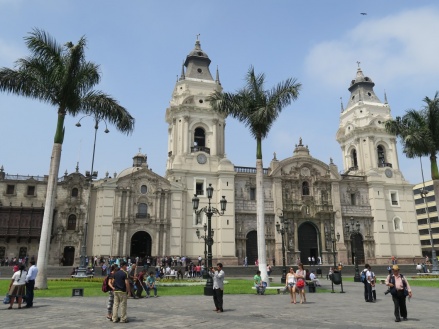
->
[[345, 216, 361, 282], [192, 184, 227, 296], [74, 115, 108, 278], [326, 224, 343, 293], [276, 212, 289, 284], [195, 223, 214, 279]]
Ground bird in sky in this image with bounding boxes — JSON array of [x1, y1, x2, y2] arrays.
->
[[360, 13, 367, 15]]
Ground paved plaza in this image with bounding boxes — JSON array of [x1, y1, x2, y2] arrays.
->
[[1, 279, 437, 328]]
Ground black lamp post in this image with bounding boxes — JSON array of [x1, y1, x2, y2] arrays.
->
[[196, 223, 214, 279], [192, 184, 227, 296], [74, 115, 109, 278], [345, 216, 361, 282], [326, 224, 343, 293], [276, 213, 289, 284]]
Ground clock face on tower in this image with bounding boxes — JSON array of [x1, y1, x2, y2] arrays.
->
[[197, 153, 207, 164], [385, 168, 393, 178]]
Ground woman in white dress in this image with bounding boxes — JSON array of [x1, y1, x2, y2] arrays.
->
[[285, 267, 297, 304], [7, 264, 27, 309]]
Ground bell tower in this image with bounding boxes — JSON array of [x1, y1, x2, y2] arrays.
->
[[165, 39, 226, 171], [164, 38, 236, 264], [336, 65, 421, 263], [336, 65, 399, 175]]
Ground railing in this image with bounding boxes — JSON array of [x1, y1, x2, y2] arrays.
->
[[378, 162, 392, 168], [191, 146, 210, 154], [234, 166, 269, 175], [4, 174, 47, 182], [136, 213, 150, 219]]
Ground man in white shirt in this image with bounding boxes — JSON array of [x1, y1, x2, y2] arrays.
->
[[25, 260, 38, 308], [365, 265, 374, 302], [209, 263, 225, 313], [309, 271, 321, 286]]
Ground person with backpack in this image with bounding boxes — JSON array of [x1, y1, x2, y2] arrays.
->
[[104, 264, 118, 320], [360, 263, 372, 302], [385, 265, 413, 322]]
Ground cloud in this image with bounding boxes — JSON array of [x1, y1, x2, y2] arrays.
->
[[305, 6, 439, 91]]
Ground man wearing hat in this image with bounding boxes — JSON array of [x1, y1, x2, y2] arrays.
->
[[385, 265, 413, 322]]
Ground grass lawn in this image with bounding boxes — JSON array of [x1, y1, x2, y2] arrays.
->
[[0, 279, 331, 297]]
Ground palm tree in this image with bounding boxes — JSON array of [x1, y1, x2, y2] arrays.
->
[[208, 66, 301, 283], [385, 93, 439, 179], [0, 29, 135, 289]]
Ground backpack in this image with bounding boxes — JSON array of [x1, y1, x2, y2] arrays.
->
[[360, 270, 367, 283], [102, 275, 110, 293]]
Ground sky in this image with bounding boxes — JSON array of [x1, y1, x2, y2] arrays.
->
[[1, 0, 438, 185]]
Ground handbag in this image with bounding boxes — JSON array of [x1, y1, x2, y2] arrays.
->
[[296, 278, 305, 288], [3, 293, 10, 304]]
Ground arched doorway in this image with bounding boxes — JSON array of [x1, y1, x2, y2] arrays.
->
[[298, 222, 319, 265], [246, 230, 258, 265], [351, 234, 365, 265], [131, 231, 152, 258], [63, 246, 75, 266]]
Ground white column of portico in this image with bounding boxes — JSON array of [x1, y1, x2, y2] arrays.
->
[[320, 220, 326, 251], [183, 116, 189, 154], [122, 228, 127, 256], [211, 119, 218, 155]]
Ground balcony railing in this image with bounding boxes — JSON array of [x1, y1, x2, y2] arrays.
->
[[191, 146, 210, 154], [234, 166, 269, 175], [378, 162, 392, 168], [136, 213, 150, 219]]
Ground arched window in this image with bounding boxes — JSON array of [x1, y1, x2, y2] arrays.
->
[[140, 185, 147, 194], [194, 127, 206, 147], [137, 203, 148, 218], [377, 145, 386, 166], [393, 217, 403, 231], [67, 214, 77, 230], [19, 247, 27, 259], [302, 181, 310, 196], [351, 149, 358, 168], [0, 246, 5, 260], [71, 188, 78, 197]]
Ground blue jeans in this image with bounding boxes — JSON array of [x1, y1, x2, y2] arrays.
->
[[146, 285, 157, 296]]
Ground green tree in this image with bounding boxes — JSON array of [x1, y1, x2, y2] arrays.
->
[[208, 66, 301, 283], [385, 93, 439, 179], [0, 29, 135, 289]]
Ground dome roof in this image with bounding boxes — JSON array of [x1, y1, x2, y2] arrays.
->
[[184, 40, 211, 66], [117, 166, 142, 179]]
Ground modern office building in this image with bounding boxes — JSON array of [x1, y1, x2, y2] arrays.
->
[[413, 180, 439, 258]]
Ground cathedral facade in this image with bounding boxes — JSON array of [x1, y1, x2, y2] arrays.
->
[[0, 40, 422, 266]]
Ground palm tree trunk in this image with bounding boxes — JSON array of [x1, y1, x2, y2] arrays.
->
[[35, 112, 65, 289], [256, 137, 268, 285]]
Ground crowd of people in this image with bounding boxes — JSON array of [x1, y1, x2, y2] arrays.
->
[[0, 256, 33, 267]]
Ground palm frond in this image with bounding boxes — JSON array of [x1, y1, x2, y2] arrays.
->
[[81, 90, 135, 134]]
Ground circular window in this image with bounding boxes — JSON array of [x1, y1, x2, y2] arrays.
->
[[197, 68, 202, 73], [141, 185, 147, 194], [199, 99, 203, 103]]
